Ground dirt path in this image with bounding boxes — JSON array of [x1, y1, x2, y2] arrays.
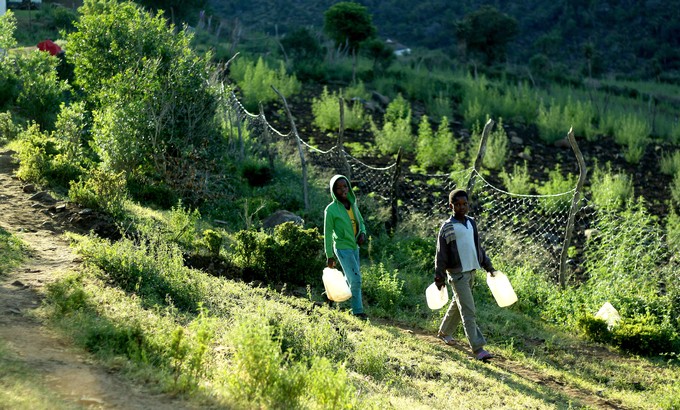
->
[[0, 149, 192, 410]]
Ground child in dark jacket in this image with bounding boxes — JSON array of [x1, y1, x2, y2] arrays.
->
[[434, 189, 497, 361], [324, 175, 368, 319]]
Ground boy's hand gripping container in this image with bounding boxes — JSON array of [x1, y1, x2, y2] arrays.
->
[[426, 282, 449, 310], [486, 271, 518, 307], [322, 268, 352, 302]]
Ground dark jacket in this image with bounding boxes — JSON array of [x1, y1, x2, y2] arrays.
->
[[435, 215, 494, 279]]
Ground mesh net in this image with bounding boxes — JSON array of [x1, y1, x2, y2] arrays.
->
[[222, 90, 669, 281]]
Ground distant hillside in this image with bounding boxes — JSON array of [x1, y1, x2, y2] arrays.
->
[[207, 0, 680, 82]]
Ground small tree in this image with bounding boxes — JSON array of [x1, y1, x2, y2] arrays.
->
[[324, 1, 376, 83], [455, 5, 518, 66]]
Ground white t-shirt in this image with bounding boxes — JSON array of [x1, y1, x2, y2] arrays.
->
[[453, 220, 481, 272]]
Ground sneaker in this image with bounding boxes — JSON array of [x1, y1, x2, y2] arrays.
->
[[354, 313, 368, 321], [437, 333, 456, 346], [474, 348, 494, 361]]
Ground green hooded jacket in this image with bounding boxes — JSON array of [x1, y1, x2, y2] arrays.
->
[[324, 174, 366, 258]]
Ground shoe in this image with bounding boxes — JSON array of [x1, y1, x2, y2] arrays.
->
[[354, 313, 368, 321], [437, 333, 456, 346], [474, 348, 494, 361]]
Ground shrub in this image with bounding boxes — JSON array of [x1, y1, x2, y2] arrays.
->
[[577, 314, 612, 344], [311, 86, 366, 131], [589, 162, 633, 211], [499, 161, 533, 194], [415, 115, 457, 170], [0, 111, 19, 142], [230, 223, 325, 286], [362, 263, 404, 315], [672, 173, 680, 207], [535, 165, 576, 213], [371, 94, 414, 154], [68, 168, 128, 219], [15, 122, 54, 184], [611, 315, 678, 356], [614, 113, 650, 164], [660, 150, 680, 175], [15, 47, 70, 130], [231, 56, 301, 111]]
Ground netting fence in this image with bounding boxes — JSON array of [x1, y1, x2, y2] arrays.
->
[[222, 89, 670, 283]]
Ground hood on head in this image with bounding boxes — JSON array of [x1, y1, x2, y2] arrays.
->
[[329, 174, 356, 203]]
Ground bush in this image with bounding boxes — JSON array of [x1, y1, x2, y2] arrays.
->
[[611, 315, 678, 356], [660, 150, 680, 175], [535, 164, 576, 213], [613, 113, 650, 164], [499, 161, 532, 194], [231, 56, 301, 111], [362, 263, 404, 315], [589, 162, 633, 211], [68, 168, 128, 219], [311, 86, 366, 131], [415, 115, 457, 170], [371, 94, 414, 154], [230, 223, 325, 286]]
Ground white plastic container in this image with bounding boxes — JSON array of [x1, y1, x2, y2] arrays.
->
[[425, 282, 449, 310], [322, 268, 352, 302], [486, 271, 518, 307]]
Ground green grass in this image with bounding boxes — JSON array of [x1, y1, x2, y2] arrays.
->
[[39, 226, 680, 409], [0, 341, 79, 409], [0, 226, 26, 275]]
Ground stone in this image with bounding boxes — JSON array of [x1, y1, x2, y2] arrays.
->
[[262, 210, 304, 230]]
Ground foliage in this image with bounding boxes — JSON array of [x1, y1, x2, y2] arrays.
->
[[535, 165, 576, 213], [201, 229, 223, 257], [133, 0, 208, 25], [15, 122, 55, 185], [362, 263, 404, 315], [230, 56, 301, 111], [0, 226, 25, 275], [311, 86, 366, 131], [455, 5, 518, 65], [69, 168, 128, 219], [660, 150, 680, 175], [499, 161, 533, 195], [15, 50, 69, 130], [589, 162, 633, 211], [70, 0, 225, 203], [53, 102, 89, 163], [0, 10, 17, 55], [613, 113, 651, 164], [415, 115, 457, 170], [371, 94, 414, 154], [230, 222, 325, 286], [668, 208, 680, 255], [323, 1, 375, 55], [0, 111, 19, 143]]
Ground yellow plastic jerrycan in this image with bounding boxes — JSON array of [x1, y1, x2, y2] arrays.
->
[[322, 268, 352, 302], [425, 282, 449, 310], [486, 271, 518, 307]]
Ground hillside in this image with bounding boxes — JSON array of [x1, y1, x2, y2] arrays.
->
[[207, 0, 680, 81]]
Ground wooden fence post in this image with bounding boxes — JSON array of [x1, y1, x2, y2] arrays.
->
[[389, 148, 403, 233], [272, 86, 309, 213], [467, 118, 495, 193], [559, 128, 587, 288]]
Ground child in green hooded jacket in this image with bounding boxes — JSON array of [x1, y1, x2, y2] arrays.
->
[[324, 175, 368, 319]]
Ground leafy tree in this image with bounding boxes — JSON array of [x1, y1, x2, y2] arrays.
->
[[455, 5, 518, 66], [361, 38, 395, 75], [323, 1, 376, 82], [68, 0, 223, 205]]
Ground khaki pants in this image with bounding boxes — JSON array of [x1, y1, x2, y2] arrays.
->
[[438, 270, 486, 352]]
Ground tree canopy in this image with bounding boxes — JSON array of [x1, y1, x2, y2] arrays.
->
[[323, 1, 376, 54], [455, 5, 519, 65]]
